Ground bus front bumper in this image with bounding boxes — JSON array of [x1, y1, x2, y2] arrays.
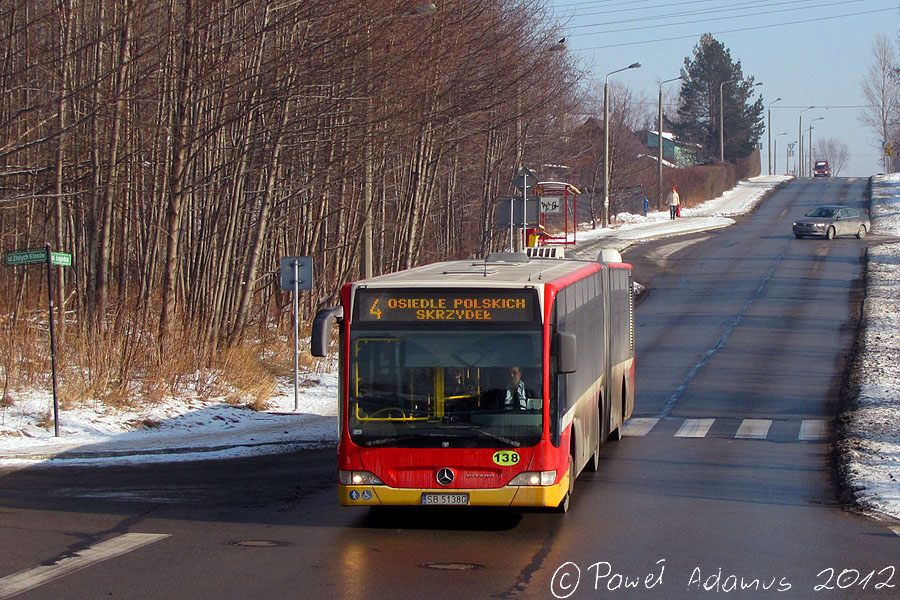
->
[[338, 475, 569, 508]]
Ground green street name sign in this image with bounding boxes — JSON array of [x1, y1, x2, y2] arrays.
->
[[50, 252, 72, 267], [5, 249, 72, 267]]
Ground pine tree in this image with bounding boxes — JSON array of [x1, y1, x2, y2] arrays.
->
[[673, 34, 764, 163]]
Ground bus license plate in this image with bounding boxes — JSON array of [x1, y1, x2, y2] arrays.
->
[[421, 493, 469, 506]]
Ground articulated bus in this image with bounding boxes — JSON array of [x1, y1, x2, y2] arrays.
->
[[311, 249, 635, 512]]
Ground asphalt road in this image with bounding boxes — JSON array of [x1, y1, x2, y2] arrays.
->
[[1, 178, 898, 600]]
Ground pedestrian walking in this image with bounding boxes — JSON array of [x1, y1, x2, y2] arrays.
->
[[666, 187, 680, 220]]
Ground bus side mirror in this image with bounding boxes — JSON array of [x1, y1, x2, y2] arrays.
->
[[310, 306, 344, 357], [557, 332, 577, 374]]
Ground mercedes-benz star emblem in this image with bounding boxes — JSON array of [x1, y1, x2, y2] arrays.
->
[[436, 468, 455, 486]]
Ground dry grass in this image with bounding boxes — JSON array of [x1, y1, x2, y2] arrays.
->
[[0, 308, 303, 414]]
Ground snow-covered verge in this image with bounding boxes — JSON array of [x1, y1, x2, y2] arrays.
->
[[840, 174, 900, 520]]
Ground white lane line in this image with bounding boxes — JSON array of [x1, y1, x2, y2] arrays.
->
[[0, 533, 170, 599], [735, 419, 772, 440], [623, 418, 660, 437], [799, 419, 828, 441], [675, 418, 715, 438]]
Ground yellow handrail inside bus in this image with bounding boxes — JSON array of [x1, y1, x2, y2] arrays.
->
[[354, 404, 430, 422]]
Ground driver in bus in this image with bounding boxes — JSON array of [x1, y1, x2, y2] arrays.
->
[[447, 367, 468, 398], [504, 367, 528, 410]]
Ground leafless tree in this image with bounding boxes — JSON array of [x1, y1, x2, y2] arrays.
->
[[0, 0, 587, 396], [814, 138, 850, 176], [859, 34, 900, 173]]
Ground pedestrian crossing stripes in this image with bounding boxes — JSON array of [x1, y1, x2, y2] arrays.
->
[[734, 419, 772, 440], [622, 418, 830, 442], [675, 418, 715, 438]]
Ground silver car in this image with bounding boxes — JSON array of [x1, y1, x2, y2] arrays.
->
[[792, 205, 870, 240]]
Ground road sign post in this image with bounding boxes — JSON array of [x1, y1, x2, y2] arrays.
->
[[4, 245, 72, 436], [280, 257, 313, 412], [44, 245, 61, 437]]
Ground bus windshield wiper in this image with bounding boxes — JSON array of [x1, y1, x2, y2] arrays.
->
[[365, 432, 449, 446], [470, 427, 520, 447]]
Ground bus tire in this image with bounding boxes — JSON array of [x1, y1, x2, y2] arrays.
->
[[555, 453, 575, 513], [608, 380, 627, 441], [585, 406, 601, 472]]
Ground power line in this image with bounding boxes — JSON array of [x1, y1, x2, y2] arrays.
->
[[570, 6, 896, 50], [564, 0, 831, 33]]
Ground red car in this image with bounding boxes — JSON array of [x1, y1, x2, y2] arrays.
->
[[813, 160, 831, 177]]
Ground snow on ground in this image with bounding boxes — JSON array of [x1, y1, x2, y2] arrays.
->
[[0, 374, 339, 466], [0, 173, 897, 522], [840, 173, 900, 520], [576, 175, 784, 249]]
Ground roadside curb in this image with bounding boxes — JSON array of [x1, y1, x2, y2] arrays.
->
[[0, 438, 337, 463]]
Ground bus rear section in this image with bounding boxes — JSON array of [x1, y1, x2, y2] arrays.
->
[[311, 251, 634, 512]]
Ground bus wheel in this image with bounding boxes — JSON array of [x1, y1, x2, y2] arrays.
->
[[555, 453, 575, 513], [608, 381, 627, 441], [585, 411, 601, 472]]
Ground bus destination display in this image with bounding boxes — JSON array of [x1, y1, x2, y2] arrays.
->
[[355, 289, 538, 323]]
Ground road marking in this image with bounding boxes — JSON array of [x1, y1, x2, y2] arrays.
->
[[735, 419, 772, 440], [648, 236, 712, 261], [623, 418, 659, 437], [798, 419, 828, 441], [675, 418, 715, 438], [656, 241, 790, 419], [0, 533, 170, 599]]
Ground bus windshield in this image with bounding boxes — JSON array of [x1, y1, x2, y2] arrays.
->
[[349, 328, 544, 448]]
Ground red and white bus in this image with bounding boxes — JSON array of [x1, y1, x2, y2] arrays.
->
[[311, 249, 634, 512]]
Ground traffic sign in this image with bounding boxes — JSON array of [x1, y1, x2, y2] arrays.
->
[[4, 245, 69, 436], [50, 252, 71, 266], [5, 249, 45, 265], [5, 249, 71, 266], [280, 256, 313, 291], [512, 167, 539, 192], [495, 196, 541, 227]]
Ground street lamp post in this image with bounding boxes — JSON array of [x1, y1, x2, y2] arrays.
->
[[362, 3, 436, 278], [797, 106, 814, 180], [603, 61, 641, 227], [808, 117, 823, 176], [658, 76, 682, 210], [720, 79, 762, 163], [773, 132, 786, 175], [767, 97, 782, 175]]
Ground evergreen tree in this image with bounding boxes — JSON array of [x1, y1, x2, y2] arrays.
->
[[673, 34, 764, 163]]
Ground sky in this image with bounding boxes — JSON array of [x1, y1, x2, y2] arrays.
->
[[546, 0, 900, 177], [1, 173, 897, 521]]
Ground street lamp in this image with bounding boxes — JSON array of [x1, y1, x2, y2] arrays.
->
[[362, 3, 437, 278], [773, 132, 786, 175], [808, 117, 824, 176], [797, 106, 815, 180], [720, 79, 762, 163], [604, 62, 640, 227], [658, 75, 683, 210], [767, 97, 782, 175]]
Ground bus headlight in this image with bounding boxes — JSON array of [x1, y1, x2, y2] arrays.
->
[[339, 470, 384, 485], [508, 471, 557, 486]]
